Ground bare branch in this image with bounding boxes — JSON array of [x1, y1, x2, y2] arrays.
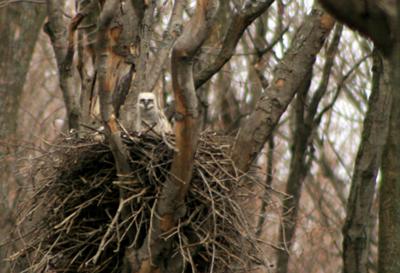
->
[[194, 0, 275, 89], [306, 23, 343, 125], [146, 0, 184, 92]]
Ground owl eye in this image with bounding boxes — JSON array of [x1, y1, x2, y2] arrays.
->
[[140, 99, 146, 104]]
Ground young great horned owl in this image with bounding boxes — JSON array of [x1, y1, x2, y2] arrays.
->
[[136, 92, 172, 134]]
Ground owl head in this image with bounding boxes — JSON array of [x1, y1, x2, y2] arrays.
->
[[138, 92, 156, 111]]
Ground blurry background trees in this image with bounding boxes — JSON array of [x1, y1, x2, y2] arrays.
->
[[0, 0, 396, 272]]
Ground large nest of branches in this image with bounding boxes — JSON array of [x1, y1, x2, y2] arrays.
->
[[12, 132, 264, 273]]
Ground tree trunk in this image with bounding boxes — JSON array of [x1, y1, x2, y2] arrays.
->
[[316, 1, 400, 272], [342, 50, 391, 273], [0, 3, 45, 273], [0, 3, 45, 140], [379, 4, 400, 270]]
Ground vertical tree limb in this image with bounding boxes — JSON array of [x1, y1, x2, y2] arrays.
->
[[343, 50, 391, 273], [162, 0, 219, 227], [0, 3, 45, 272], [315, 1, 400, 272], [45, 0, 81, 130], [145, 0, 184, 93], [256, 137, 275, 237], [379, 2, 400, 272], [76, 0, 101, 125], [275, 71, 312, 273], [275, 24, 342, 273], [120, 1, 157, 129], [127, 1, 218, 272], [95, 0, 131, 178]]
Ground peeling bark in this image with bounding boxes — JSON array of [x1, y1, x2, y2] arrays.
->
[[95, 0, 131, 178], [95, 10, 134, 272], [126, 1, 218, 272]]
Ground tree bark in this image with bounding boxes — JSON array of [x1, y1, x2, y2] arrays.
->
[[231, 8, 335, 173], [120, 1, 157, 129], [95, 0, 131, 177], [275, 22, 343, 268], [193, 0, 274, 89], [316, 1, 400, 272], [126, 1, 218, 272], [0, 3, 45, 273], [45, 0, 81, 130], [342, 50, 391, 273], [318, 0, 392, 55], [379, 60, 400, 273], [0, 3, 45, 140], [379, 2, 400, 271]]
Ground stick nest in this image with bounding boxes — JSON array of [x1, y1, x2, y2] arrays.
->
[[13, 132, 264, 273]]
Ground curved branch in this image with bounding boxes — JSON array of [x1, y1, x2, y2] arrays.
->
[[129, 1, 218, 272], [163, 0, 219, 223], [318, 0, 392, 55]]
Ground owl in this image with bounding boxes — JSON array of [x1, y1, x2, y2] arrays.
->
[[136, 92, 172, 135]]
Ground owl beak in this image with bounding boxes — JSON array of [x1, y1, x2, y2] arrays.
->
[[143, 100, 153, 110]]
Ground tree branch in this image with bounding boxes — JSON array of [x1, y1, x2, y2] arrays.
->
[[146, 0, 184, 92], [193, 0, 275, 89], [231, 8, 335, 172], [318, 0, 392, 55], [129, 1, 218, 272], [96, 0, 131, 179], [45, 0, 81, 130]]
